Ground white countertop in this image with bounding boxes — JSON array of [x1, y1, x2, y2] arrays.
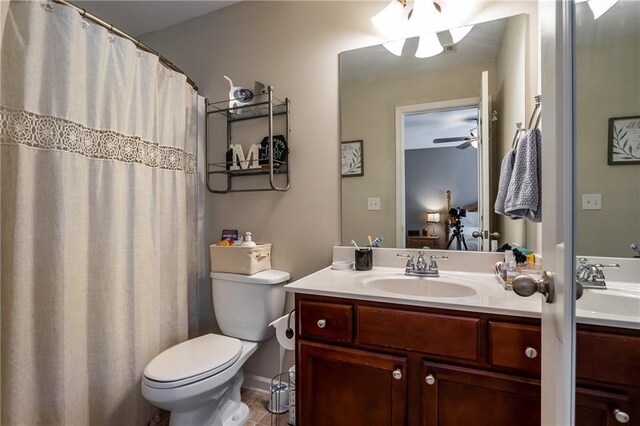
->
[[286, 266, 541, 318], [285, 264, 640, 330]]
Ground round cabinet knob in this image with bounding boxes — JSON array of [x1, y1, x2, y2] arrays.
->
[[614, 409, 630, 424], [425, 374, 435, 385], [525, 347, 538, 359], [392, 369, 403, 380], [317, 319, 326, 328]]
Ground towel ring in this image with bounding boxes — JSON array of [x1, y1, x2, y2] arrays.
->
[[511, 122, 525, 149]]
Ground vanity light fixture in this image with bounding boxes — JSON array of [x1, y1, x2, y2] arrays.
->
[[411, 0, 444, 58], [371, 0, 408, 55], [371, 0, 476, 58], [575, 0, 619, 19]]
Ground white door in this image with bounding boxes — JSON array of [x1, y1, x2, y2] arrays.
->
[[513, 1, 576, 425], [477, 71, 491, 251], [540, 1, 576, 424]]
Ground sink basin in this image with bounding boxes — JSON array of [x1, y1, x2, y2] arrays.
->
[[578, 289, 640, 317], [362, 276, 478, 298]]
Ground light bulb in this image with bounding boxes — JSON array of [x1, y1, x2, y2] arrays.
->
[[449, 25, 473, 43], [588, 0, 618, 19], [415, 32, 443, 58], [371, 0, 406, 39], [410, 0, 440, 36], [383, 39, 406, 56]]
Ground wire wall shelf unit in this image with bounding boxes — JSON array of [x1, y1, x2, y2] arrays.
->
[[205, 86, 291, 193]]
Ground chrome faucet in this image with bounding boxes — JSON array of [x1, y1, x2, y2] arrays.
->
[[576, 257, 620, 289], [397, 252, 447, 277], [371, 236, 384, 247], [631, 243, 640, 258]]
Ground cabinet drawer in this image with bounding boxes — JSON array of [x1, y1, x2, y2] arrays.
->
[[299, 300, 353, 343], [356, 306, 479, 361], [577, 330, 640, 387], [488, 321, 541, 374]]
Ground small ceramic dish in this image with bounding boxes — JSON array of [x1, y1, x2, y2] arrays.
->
[[331, 261, 354, 270]]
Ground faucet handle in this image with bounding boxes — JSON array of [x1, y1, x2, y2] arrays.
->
[[595, 263, 620, 269], [397, 253, 415, 269], [428, 255, 448, 270]]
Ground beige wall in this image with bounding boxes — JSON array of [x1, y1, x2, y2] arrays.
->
[[142, 0, 540, 380], [576, 36, 640, 257], [341, 62, 496, 247], [493, 14, 526, 247]]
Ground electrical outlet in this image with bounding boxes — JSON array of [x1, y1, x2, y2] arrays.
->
[[582, 194, 602, 210], [368, 197, 381, 211]]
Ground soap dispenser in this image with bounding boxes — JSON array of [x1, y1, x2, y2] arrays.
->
[[240, 231, 257, 247], [504, 250, 518, 290]]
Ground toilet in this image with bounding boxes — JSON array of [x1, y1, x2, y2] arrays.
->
[[142, 269, 290, 426]]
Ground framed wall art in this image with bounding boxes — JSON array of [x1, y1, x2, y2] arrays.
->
[[608, 116, 640, 165], [341, 140, 364, 177]]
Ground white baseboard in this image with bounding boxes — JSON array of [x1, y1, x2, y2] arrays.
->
[[242, 374, 271, 395]]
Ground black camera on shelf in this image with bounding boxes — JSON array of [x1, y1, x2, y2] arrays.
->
[[449, 207, 467, 219]]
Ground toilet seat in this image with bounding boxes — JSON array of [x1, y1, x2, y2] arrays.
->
[[143, 334, 242, 389]]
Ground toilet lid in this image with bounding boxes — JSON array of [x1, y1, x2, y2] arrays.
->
[[144, 334, 242, 386]]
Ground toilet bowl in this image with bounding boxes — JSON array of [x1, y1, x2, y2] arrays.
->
[[141, 269, 289, 426]]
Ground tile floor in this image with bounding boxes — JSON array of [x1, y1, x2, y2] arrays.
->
[[242, 388, 291, 426], [152, 389, 290, 426]]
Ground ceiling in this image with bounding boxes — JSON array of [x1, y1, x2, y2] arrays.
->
[[575, 1, 640, 45], [340, 16, 508, 83], [405, 107, 478, 150], [74, 0, 238, 37]]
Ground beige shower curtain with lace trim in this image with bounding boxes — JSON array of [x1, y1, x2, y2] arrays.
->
[[0, 1, 198, 424]]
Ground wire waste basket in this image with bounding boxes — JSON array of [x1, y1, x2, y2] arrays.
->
[[269, 366, 295, 425]]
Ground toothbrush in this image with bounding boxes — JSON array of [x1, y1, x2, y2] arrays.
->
[[368, 235, 373, 247], [350, 240, 360, 250]]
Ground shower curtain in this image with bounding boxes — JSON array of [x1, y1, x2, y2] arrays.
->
[[0, 1, 198, 424]]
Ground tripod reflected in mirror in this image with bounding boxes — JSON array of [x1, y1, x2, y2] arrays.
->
[[446, 207, 469, 251]]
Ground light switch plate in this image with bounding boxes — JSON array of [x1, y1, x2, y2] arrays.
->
[[368, 197, 381, 211], [582, 194, 602, 210]]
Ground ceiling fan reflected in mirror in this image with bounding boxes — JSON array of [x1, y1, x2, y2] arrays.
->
[[433, 127, 478, 149]]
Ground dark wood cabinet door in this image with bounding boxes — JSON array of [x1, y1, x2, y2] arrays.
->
[[298, 340, 407, 426], [421, 362, 540, 426], [576, 387, 632, 426]]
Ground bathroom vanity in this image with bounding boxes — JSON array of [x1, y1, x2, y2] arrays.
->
[[286, 250, 640, 426]]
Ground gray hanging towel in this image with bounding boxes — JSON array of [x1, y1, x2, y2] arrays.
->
[[494, 147, 516, 217], [505, 128, 542, 222]]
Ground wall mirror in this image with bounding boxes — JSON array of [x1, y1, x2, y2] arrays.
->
[[340, 14, 528, 251], [575, 0, 640, 259]]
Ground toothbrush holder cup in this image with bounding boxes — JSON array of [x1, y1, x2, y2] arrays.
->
[[355, 249, 373, 271]]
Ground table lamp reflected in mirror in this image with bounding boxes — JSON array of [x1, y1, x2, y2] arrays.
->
[[425, 211, 441, 237]]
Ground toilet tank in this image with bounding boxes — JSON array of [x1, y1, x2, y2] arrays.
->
[[211, 269, 289, 342]]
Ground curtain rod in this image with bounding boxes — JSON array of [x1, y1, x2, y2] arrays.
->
[[51, 0, 198, 91]]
